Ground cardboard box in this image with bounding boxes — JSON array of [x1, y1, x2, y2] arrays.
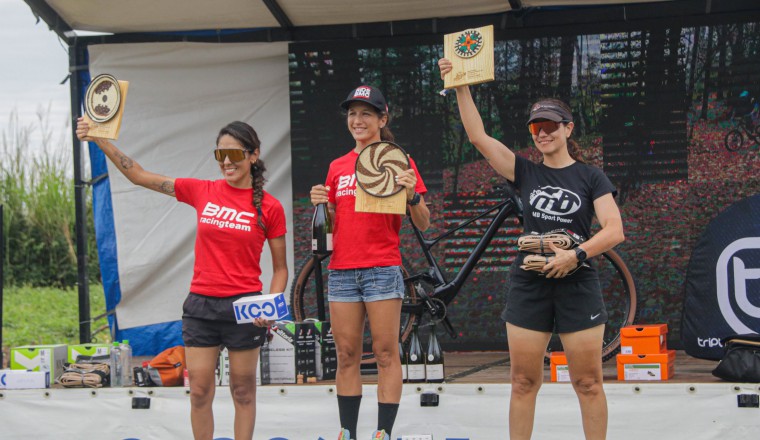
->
[[320, 322, 337, 381], [620, 324, 668, 355], [10, 344, 67, 381], [233, 292, 289, 323], [68, 343, 111, 363], [550, 352, 570, 382], [616, 350, 676, 381], [295, 321, 322, 380], [3, 370, 50, 389], [260, 323, 296, 384]]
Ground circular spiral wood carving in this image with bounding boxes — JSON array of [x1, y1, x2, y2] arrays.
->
[[355, 141, 410, 198]]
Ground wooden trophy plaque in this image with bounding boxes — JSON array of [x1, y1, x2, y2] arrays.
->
[[354, 141, 410, 215], [83, 73, 129, 140], [443, 25, 495, 89]]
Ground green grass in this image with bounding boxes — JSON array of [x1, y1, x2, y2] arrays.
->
[[2, 284, 110, 368]]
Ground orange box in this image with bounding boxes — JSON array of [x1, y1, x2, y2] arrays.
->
[[550, 352, 570, 382], [620, 324, 668, 355], [616, 350, 675, 381]]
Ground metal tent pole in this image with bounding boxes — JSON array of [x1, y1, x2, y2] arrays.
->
[[70, 41, 92, 344]]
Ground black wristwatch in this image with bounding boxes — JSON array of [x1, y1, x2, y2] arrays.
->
[[574, 247, 587, 263], [407, 192, 421, 206]]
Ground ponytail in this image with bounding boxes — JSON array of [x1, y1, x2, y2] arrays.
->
[[567, 138, 585, 164], [380, 126, 395, 142], [379, 109, 395, 142]]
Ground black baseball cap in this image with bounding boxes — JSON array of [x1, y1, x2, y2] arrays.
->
[[526, 100, 573, 125], [340, 85, 388, 113]]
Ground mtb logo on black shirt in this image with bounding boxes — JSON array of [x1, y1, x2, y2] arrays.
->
[[529, 186, 581, 216]]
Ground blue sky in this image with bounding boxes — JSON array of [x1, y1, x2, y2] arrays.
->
[[0, 0, 71, 147]]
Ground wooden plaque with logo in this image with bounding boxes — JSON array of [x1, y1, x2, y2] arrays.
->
[[83, 74, 129, 140], [443, 25, 495, 89]]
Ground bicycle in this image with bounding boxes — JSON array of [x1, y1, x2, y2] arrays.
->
[[724, 115, 760, 152], [290, 184, 638, 363]]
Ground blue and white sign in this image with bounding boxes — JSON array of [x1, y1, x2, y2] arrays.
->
[[233, 292, 289, 323]]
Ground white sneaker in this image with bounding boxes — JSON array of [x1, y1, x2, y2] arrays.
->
[[337, 428, 351, 440]]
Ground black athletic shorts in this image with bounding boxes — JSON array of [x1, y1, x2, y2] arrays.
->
[[182, 292, 267, 350], [501, 274, 608, 333]]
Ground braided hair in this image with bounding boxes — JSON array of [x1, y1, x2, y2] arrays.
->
[[216, 121, 268, 231], [531, 98, 585, 164]]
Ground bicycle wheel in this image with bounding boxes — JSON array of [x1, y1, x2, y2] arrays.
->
[[724, 129, 744, 152], [545, 249, 638, 363], [289, 255, 418, 364]]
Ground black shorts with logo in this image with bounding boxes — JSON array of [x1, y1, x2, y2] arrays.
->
[[182, 292, 267, 350], [501, 272, 608, 334]]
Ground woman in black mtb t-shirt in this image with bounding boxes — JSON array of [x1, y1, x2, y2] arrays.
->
[[440, 58, 624, 440]]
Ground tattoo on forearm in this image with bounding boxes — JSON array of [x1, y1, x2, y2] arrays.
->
[[158, 181, 175, 195], [117, 153, 134, 170]]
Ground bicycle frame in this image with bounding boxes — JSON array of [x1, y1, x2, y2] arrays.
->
[[401, 187, 522, 337], [292, 185, 637, 360]]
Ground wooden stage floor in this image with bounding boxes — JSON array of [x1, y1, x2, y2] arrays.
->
[[341, 350, 723, 386]]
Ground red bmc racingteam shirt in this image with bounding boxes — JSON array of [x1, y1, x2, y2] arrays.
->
[[326, 150, 427, 270], [175, 178, 286, 297]]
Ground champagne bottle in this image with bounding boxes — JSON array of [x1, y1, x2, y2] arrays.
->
[[312, 202, 333, 255], [425, 323, 445, 383], [406, 323, 426, 383], [399, 340, 408, 383]]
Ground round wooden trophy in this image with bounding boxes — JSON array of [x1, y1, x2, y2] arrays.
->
[[83, 73, 129, 139], [85, 74, 121, 123], [354, 141, 410, 214]]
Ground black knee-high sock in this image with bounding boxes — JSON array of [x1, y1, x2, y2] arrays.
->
[[337, 394, 362, 439], [377, 402, 400, 437]]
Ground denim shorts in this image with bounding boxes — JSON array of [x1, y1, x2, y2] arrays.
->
[[327, 266, 405, 303]]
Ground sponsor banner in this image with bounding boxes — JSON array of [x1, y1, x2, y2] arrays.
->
[[681, 194, 760, 359], [232, 293, 289, 323]]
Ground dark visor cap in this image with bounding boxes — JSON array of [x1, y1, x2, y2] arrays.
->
[[340, 85, 388, 113], [526, 101, 573, 125]]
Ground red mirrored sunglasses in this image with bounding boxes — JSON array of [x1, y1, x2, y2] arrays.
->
[[528, 120, 568, 136], [213, 149, 248, 162]]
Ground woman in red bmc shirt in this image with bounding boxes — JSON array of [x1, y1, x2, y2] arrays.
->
[[309, 86, 431, 440], [77, 118, 288, 440]]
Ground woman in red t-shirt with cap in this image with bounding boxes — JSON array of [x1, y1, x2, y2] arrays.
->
[[310, 85, 431, 440], [439, 58, 624, 440], [76, 118, 288, 440]]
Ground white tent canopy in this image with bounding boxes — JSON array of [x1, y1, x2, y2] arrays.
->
[[40, 0, 675, 34]]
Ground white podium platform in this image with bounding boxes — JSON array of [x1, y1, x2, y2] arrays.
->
[[1, 382, 759, 439]]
